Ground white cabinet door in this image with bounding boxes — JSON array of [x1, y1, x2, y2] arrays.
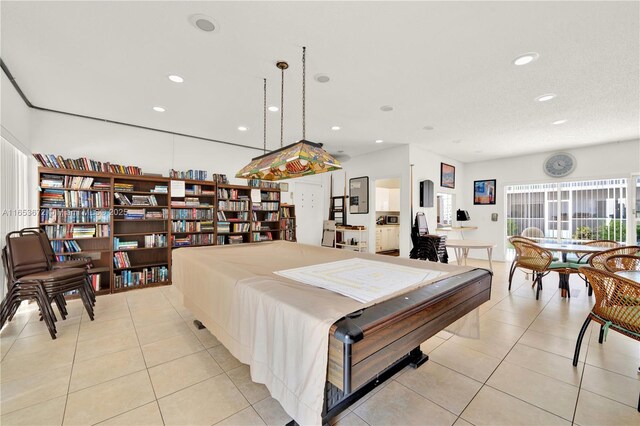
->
[[375, 228, 383, 252], [376, 188, 390, 211], [388, 189, 400, 211], [389, 227, 400, 249], [380, 228, 390, 251]]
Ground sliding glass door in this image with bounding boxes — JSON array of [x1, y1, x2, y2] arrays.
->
[[506, 178, 629, 249]]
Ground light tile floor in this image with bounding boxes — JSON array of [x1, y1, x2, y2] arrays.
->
[[1, 259, 638, 425]]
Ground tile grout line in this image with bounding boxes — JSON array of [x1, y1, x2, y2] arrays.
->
[[571, 335, 592, 425], [454, 273, 561, 422], [392, 379, 462, 419], [60, 301, 85, 426], [125, 290, 167, 426]]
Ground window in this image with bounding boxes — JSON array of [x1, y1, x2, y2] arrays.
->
[[436, 193, 453, 227], [0, 137, 35, 295], [506, 178, 628, 248]]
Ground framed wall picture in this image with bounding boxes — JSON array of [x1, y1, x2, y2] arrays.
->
[[349, 176, 369, 214], [474, 179, 496, 205], [440, 163, 455, 189]]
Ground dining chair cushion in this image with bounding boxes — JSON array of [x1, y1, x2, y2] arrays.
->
[[548, 262, 573, 269]]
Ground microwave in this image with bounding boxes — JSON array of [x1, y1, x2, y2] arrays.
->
[[385, 215, 399, 224]]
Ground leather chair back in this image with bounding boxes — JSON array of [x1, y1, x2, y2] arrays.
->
[[5, 232, 50, 280]]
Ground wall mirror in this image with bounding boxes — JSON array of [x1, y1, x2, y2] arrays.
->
[[349, 176, 369, 214]]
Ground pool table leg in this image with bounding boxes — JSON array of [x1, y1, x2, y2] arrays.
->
[[409, 347, 429, 369], [193, 319, 206, 330]]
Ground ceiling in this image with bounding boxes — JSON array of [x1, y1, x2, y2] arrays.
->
[[1, 1, 638, 162]]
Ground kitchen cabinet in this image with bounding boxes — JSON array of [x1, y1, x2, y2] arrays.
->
[[376, 225, 400, 252], [375, 188, 400, 212]]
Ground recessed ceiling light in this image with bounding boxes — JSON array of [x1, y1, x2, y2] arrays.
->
[[237, 126, 249, 131], [552, 119, 568, 125], [535, 93, 556, 102], [152, 106, 166, 112], [513, 52, 539, 66], [375, 139, 384, 144], [189, 14, 219, 33], [168, 75, 184, 83], [331, 126, 341, 131], [268, 106, 279, 112], [423, 126, 435, 131], [380, 105, 393, 112], [452, 140, 462, 144], [314, 74, 330, 83]]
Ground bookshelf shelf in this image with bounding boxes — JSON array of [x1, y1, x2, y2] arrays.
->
[[114, 246, 168, 252], [113, 261, 169, 271], [114, 232, 168, 236], [49, 237, 110, 241]]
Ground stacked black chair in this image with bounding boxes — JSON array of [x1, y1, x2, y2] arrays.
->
[[409, 212, 448, 263]]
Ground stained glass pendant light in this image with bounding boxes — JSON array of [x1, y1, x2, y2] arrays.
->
[[236, 47, 342, 181]]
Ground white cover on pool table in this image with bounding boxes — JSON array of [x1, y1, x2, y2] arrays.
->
[[172, 241, 471, 425]]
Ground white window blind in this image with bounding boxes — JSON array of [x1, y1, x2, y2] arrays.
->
[[0, 136, 36, 296]]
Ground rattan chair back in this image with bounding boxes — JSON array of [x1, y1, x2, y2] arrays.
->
[[584, 240, 621, 248], [589, 246, 640, 270], [604, 255, 640, 272], [511, 240, 553, 272]]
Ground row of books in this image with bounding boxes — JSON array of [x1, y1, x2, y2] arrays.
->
[[281, 228, 296, 241], [218, 200, 249, 211], [41, 174, 109, 190], [217, 211, 249, 221], [171, 234, 215, 247], [34, 154, 142, 175], [280, 207, 294, 218], [89, 273, 102, 291], [281, 218, 295, 230], [248, 179, 280, 189], [252, 232, 274, 242], [171, 208, 214, 220], [41, 189, 110, 208], [115, 193, 159, 206], [118, 209, 168, 220], [252, 211, 279, 221], [261, 192, 280, 201], [171, 220, 214, 233], [253, 222, 276, 231], [114, 183, 134, 192], [113, 238, 138, 250], [40, 208, 111, 224], [185, 185, 215, 196], [170, 198, 207, 207], [144, 234, 168, 248], [114, 266, 169, 288], [217, 235, 244, 245], [217, 188, 243, 199], [50, 240, 82, 253], [170, 169, 208, 181], [151, 185, 168, 193], [43, 224, 109, 239], [113, 252, 131, 268], [253, 202, 279, 211], [217, 222, 250, 233]]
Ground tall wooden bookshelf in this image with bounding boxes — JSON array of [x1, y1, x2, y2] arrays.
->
[[37, 167, 283, 295], [170, 179, 216, 248], [112, 175, 170, 291], [216, 184, 252, 245], [280, 204, 296, 242], [251, 187, 281, 242], [38, 169, 113, 295]]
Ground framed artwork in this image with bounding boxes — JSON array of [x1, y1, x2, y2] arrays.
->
[[349, 176, 369, 214], [440, 163, 455, 189], [474, 179, 496, 205]]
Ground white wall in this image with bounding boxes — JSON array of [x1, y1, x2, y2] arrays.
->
[[461, 140, 640, 261]]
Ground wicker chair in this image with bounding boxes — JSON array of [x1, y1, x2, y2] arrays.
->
[[573, 267, 640, 411], [508, 236, 540, 289], [604, 255, 640, 272], [509, 241, 553, 299]]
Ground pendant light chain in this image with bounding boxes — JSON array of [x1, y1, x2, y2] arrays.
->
[[302, 46, 306, 141], [280, 66, 285, 148], [263, 78, 267, 154]]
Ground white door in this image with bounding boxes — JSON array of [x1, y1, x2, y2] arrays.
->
[[295, 182, 324, 245]]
